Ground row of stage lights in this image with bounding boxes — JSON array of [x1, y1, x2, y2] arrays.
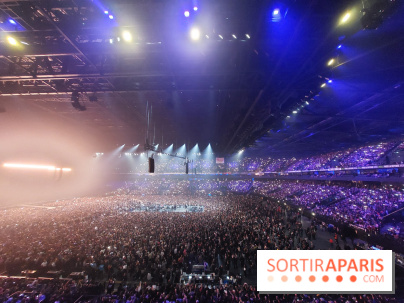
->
[[189, 28, 251, 41], [284, 11, 353, 120], [4, 29, 251, 47], [123, 152, 203, 156], [184, 6, 199, 17], [4, 5, 248, 46], [95, 152, 216, 157]]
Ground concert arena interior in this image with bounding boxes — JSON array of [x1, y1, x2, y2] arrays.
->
[[1, 0, 404, 302]]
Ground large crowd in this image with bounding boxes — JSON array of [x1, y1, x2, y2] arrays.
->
[[252, 180, 404, 232], [0, 185, 316, 302], [0, 177, 403, 302]]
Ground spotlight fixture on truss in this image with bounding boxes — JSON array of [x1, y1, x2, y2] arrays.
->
[[71, 91, 86, 111]]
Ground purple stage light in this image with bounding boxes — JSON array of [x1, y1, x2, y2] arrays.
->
[[184, 11, 190, 17]]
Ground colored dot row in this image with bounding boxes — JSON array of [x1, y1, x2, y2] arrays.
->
[[267, 275, 357, 283]]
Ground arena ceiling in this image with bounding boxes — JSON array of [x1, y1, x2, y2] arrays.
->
[[0, 0, 403, 156]]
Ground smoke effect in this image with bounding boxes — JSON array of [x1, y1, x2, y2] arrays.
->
[[0, 97, 110, 207]]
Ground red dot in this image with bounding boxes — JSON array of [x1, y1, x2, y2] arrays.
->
[[309, 275, 316, 282], [322, 275, 329, 282], [350, 275, 357, 282], [295, 275, 302, 282], [336, 275, 343, 282]]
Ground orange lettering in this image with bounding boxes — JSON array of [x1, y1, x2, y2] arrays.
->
[[325, 259, 337, 271], [347, 259, 358, 272], [315, 259, 324, 272], [267, 258, 275, 272], [338, 259, 347, 271], [291, 259, 299, 272], [360, 259, 369, 272], [376, 259, 384, 272]]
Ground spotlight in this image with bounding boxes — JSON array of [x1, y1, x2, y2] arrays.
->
[[337, 44, 342, 49], [8, 19, 17, 25], [193, 6, 198, 11], [327, 58, 335, 66], [104, 10, 109, 14], [109, 38, 113, 44], [232, 34, 237, 39], [272, 8, 282, 22], [293, 110, 297, 114], [122, 30, 132, 42], [218, 35, 223, 39], [321, 83, 326, 88], [7, 36, 18, 46], [109, 15, 114, 19], [184, 11, 190, 17], [340, 12, 351, 24], [245, 34, 250, 39], [328, 80, 333, 84], [190, 28, 200, 40], [205, 35, 209, 39]]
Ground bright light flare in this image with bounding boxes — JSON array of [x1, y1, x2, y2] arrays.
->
[[7, 36, 18, 46], [122, 30, 132, 42], [340, 12, 351, 24], [321, 83, 326, 88], [190, 28, 200, 40], [327, 58, 335, 66], [3, 163, 72, 172], [184, 11, 190, 17]]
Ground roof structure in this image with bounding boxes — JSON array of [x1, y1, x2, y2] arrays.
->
[[0, 0, 403, 155]]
